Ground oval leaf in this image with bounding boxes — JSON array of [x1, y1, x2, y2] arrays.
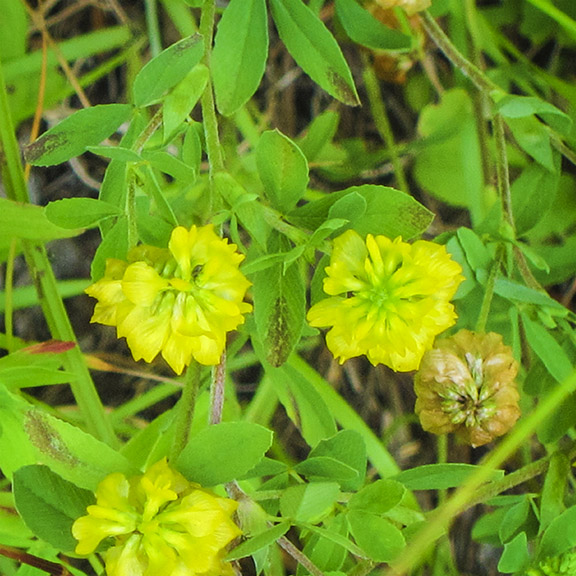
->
[[393, 463, 504, 490], [256, 130, 309, 213], [13, 465, 94, 552], [335, 0, 411, 51], [347, 511, 405, 562], [253, 253, 306, 367], [539, 505, 576, 559], [45, 198, 123, 229], [25, 104, 132, 166], [0, 386, 136, 490], [212, 0, 268, 115], [280, 482, 340, 524], [269, 0, 359, 106], [132, 34, 204, 107], [176, 422, 273, 486]]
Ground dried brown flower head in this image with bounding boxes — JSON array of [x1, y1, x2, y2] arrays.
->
[[414, 330, 520, 447]]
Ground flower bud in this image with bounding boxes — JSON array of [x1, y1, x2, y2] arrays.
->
[[414, 330, 520, 447]]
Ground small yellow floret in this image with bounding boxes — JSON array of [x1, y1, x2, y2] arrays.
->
[[307, 230, 463, 371], [85, 224, 252, 373], [72, 459, 241, 576]]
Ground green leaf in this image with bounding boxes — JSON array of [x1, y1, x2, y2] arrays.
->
[[86, 145, 142, 162], [142, 150, 197, 182], [13, 465, 94, 552], [25, 104, 133, 166], [521, 314, 573, 383], [293, 457, 358, 483], [328, 191, 367, 223], [335, 0, 412, 51], [176, 422, 273, 486], [269, 0, 359, 106], [0, 386, 136, 490], [280, 482, 340, 524], [0, 0, 27, 61], [212, 0, 268, 115], [256, 130, 309, 213], [226, 522, 290, 560], [511, 160, 560, 235], [304, 518, 366, 563], [496, 94, 572, 136], [90, 216, 129, 280], [540, 452, 569, 532], [298, 110, 340, 162], [349, 479, 405, 515], [498, 531, 530, 574], [347, 511, 405, 562], [253, 241, 305, 367], [414, 88, 485, 222], [45, 198, 123, 229], [132, 34, 204, 108], [499, 499, 530, 544], [0, 198, 82, 247], [539, 505, 576, 559], [0, 492, 35, 548], [0, 344, 75, 390], [288, 184, 433, 239], [393, 463, 504, 490], [308, 430, 367, 491], [506, 115, 555, 172], [456, 226, 492, 273], [494, 277, 565, 311], [216, 171, 270, 249], [258, 359, 338, 447], [163, 64, 209, 140]]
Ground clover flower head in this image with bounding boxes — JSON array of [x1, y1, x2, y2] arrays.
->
[[85, 224, 252, 373], [72, 458, 241, 576], [375, 0, 431, 16], [414, 329, 521, 447], [307, 230, 463, 371], [527, 551, 576, 576]]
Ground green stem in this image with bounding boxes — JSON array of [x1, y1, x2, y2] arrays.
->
[[361, 52, 409, 193], [277, 536, 327, 576], [199, 0, 224, 178], [419, 10, 501, 95], [169, 361, 201, 462], [493, 114, 515, 233], [387, 368, 576, 575], [0, 57, 117, 446], [145, 0, 163, 57], [475, 245, 504, 333]]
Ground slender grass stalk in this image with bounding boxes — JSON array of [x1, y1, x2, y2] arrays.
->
[[145, 0, 163, 57], [4, 240, 17, 353], [0, 58, 117, 446], [361, 52, 409, 193]]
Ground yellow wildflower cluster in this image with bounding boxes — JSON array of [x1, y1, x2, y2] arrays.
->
[[307, 230, 463, 371], [72, 459, 241, 576], [85, 224, 252, 374]]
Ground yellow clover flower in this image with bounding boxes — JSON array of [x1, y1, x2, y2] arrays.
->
[[86, 224, 252, 374], [307, 230, 463, 371], [72, 458, 241, 576]]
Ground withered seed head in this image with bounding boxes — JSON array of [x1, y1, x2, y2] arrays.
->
[[414, 330, 520, 447]]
